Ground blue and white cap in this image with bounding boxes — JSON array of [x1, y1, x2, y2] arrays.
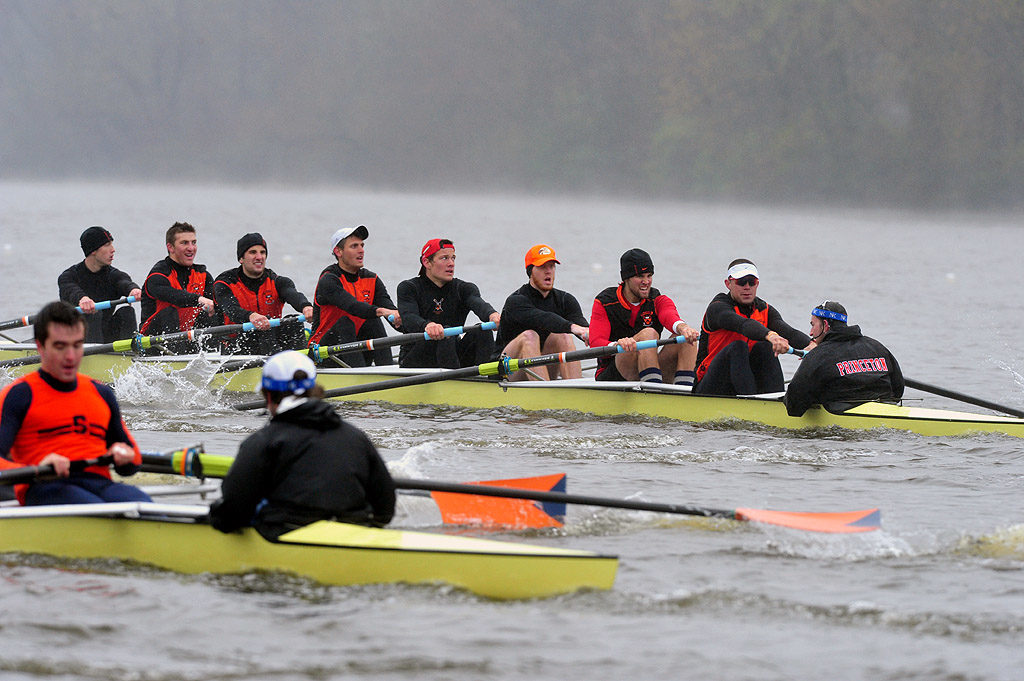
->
[[811, 300, 848, 323], [261, 351, 317, 394]]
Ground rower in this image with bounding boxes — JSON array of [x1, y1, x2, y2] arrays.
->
[[214, 232, 313, 354], [308, 225, 400, 367], [139, 222, 218, 353], [57, 226, 142, 343], [494, 244, 590, 381], [784, 301, 904, 416], [209, 350, 396, 540], [693, 259, 813, 396], [0, 301, 151, 505], [396, 238, 502, 369], [589, 248, 699, 384]]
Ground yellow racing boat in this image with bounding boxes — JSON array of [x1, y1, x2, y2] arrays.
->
[[3, 343, 1023, 439], [0, 502, 617, 600]]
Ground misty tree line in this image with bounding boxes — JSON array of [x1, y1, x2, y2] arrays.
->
[[3, 0, 1023, 208]]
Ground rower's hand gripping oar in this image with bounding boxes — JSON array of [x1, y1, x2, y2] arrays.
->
[[217, 321, 498, 374], [391, 478, 881, 534], [0, 455, 115, 485], [787, 349, 1024, 419], [233, 336, 686, 411], [309, 320, 497, 364], [0, 296, 139, 332], [0, 314, 306, 369]]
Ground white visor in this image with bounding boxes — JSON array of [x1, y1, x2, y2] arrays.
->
[[727, 262, 759, 279]]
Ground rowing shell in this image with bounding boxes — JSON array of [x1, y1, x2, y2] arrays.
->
[[0, 502, 617, 600], [3, 345, 1023, 438]]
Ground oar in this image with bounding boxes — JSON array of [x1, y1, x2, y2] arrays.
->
[[139, 445, 230, 478], [137, 449, 567, 528], [0, 455, 114, 485], [234, 335, 686, 410], [0, 296, 139, 332], [788, 350, 1024, 419], [215, 321, 497, 374], [392, 478, 881, 534], [903, 378, 1024, 419], [310, 320, 497, 363], [0, 314, 306, 369]]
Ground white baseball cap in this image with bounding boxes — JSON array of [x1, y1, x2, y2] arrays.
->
[[261, 351, 317, 394], [330, 225, 369, 252]]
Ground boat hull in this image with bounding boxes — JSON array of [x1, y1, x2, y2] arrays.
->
[[0, 503, 617, 600], [4, 345, 1023, 438]]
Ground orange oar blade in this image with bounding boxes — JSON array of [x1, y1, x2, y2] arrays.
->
[[735, 507, 881, 533], [431, 473, 566, 529]]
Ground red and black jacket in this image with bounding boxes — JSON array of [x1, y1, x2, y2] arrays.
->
[[310, 264, 393, 346], [140, 257, 214, 334], [588, 285, 681, 377]]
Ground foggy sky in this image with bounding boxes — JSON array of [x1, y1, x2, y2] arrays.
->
[[2, 0, 1023, 208]]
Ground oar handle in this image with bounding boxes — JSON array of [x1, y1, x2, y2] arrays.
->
[[84, 295, 138, 313], [309, 320, 496, 363], [0, 455, 114, 485], [427, 320, 496, 341], [507, 335, 684, 372], [0, 296, 138, 331]]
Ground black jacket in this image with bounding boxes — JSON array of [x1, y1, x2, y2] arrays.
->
[[209, 399, 396, 540], [495, 283, 587, 349], [57, 262, 139, 342], [396, 275, 496, 368], [784, 325, 904, 416]]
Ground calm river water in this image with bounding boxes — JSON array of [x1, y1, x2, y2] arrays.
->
[[1, 181, 1023, 680]]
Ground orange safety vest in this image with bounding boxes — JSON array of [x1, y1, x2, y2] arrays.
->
[[221, 276, 283, 324], [0, 371, 140, 504], [141, 267, 208, 334], [696, 304, 771, 382], [309, 272, 378, 345]]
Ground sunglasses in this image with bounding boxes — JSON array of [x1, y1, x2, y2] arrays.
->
[[731, 276, 759, 287]]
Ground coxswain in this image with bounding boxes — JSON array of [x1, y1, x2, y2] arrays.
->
[[214, 232, 313, 355], [693, 259, 813, 396], [208, 350, 396, 540], [0, 302, 150, 505], [494, 244, 589, 380], [308, 226, 400, 367], [396, 238, 501, 369], [784, 301, 904, 416], [57, 226, 142, 343], [588, 248, 699, 384], [139, 222, 217, 351]]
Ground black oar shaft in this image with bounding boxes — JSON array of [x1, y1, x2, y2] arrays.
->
[[0, 314, 304, 369], [391, 478, 736, 520], [218, 322, 495, 375], [905, 378, 1024, 419], [233, 336, 683, 411], [0, 456, 113, 485]]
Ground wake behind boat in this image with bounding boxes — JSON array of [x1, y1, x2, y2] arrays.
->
[[3, 343, 1024, 438]]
